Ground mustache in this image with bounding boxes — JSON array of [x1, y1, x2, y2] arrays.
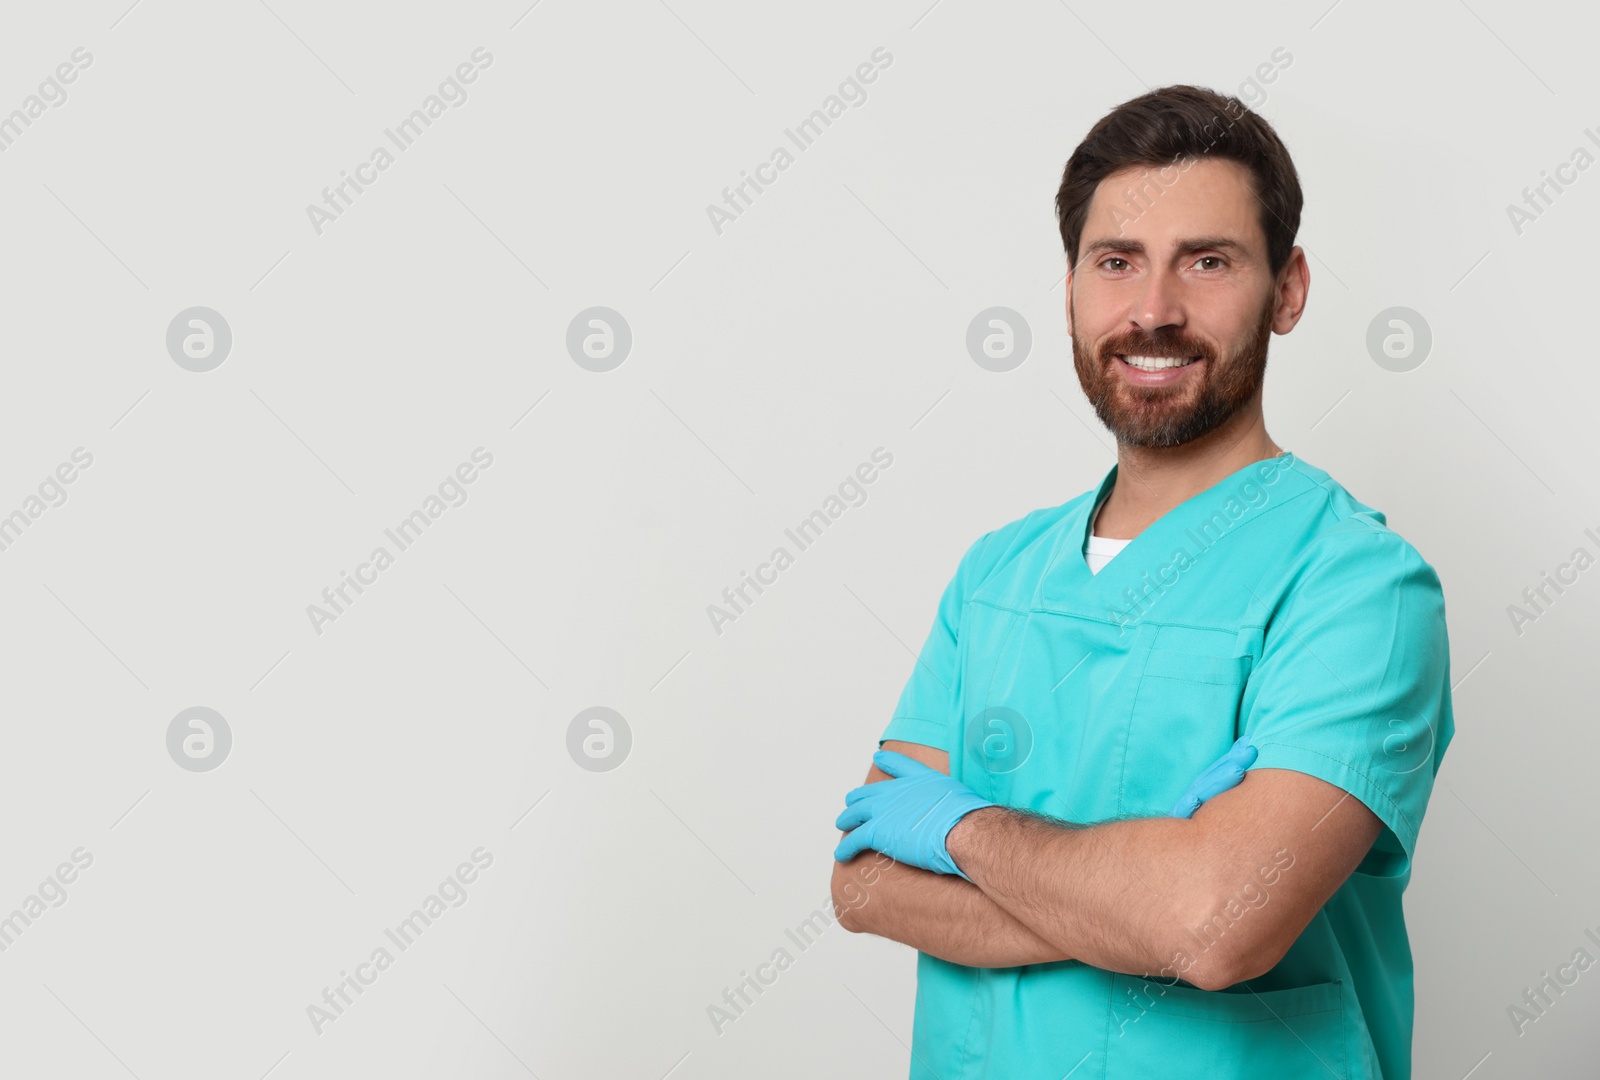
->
[[1101, 334, 1215, 361]]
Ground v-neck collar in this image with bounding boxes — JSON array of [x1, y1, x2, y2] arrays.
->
[[1033, 451, 1321, 618]]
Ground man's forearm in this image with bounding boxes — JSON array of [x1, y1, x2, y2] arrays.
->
[[833, 849, 1073, 968], [946, 807, 1231, 987]]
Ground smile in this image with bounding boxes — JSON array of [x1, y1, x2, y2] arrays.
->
[[1117, 355, 1201, 372]]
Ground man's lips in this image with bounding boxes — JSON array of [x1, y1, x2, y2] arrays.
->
[[1108, 353, 1205, 384], [1111, 353, 1204, 368]]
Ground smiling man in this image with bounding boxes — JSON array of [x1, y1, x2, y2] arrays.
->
[[831, 85, 1454, 1079]]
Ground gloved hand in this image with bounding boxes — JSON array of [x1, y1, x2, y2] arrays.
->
[[833, 749, 993, 879], [1169, 735, 1257, 818], [834, 736, 1258, 876]]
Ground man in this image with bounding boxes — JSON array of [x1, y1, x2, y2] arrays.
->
[[830, 85, 1453, 1080]]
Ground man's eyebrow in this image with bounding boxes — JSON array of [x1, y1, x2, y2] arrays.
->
[[1080, 236, 1251, 259]]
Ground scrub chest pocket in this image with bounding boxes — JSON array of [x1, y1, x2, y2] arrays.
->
[[1118, 641, 1254, 818], [953, 604, 1256, 825]]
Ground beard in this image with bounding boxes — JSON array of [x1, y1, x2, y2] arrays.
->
[[1070, 293, 1274, 449]]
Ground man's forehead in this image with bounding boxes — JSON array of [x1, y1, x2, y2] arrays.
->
[[1082, 157, 1261, 251]]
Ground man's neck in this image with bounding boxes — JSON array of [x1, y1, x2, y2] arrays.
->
[[1094, 421, 1282, 540]]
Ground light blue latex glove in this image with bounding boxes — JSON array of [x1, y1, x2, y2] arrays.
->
[[1169, 735, 1258, 818], [833, 749, 994, 878]]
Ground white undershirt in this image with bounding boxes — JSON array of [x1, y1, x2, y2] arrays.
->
[[1083, 492, 1133, 575]]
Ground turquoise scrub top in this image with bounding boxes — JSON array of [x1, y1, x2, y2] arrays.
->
[[878, 452, 1453, 1080]]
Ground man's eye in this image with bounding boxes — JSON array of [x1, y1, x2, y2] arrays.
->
[[1194, 256, 1225, 271], [1101, 257, 1129, 271]]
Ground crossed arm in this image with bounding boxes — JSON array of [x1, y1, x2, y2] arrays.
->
[[830, 740, 1383, 991]]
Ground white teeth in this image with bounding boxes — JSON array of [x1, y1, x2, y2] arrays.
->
[[1120, 355, 1198, 372]]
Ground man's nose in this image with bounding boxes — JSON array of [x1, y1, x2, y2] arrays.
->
[[1130, 266, 1185, 333]]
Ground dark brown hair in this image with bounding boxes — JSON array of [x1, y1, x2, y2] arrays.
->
[[1055, 85, 1302, 278]]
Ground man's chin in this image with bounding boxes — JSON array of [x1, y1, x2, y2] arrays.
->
[[1097, 390, 1212, 444]]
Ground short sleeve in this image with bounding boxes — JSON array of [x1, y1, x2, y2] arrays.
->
[[1240, 529, 1454, 877], [877, 529, 999, 754]]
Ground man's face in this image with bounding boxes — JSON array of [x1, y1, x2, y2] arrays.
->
[[1068, 157, 1279, 449]]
